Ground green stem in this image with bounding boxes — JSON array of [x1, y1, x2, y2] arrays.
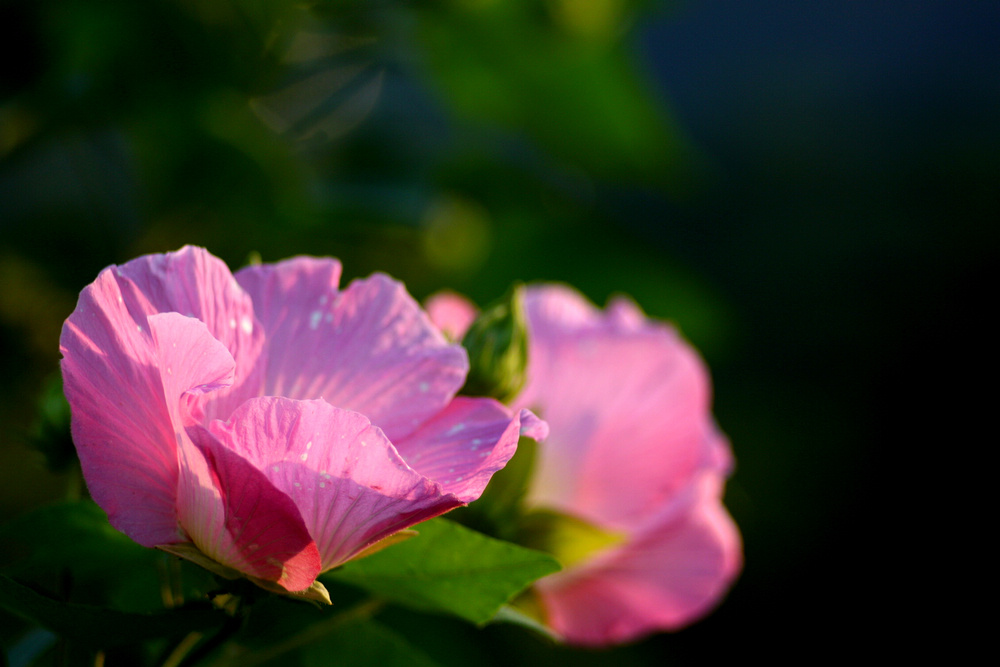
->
[[159, 632, 204, 667]]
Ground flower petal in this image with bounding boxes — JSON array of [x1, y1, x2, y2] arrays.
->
[[179, 427, 322, 591], [232, 255, 342, 397], [147, 313, 236, 429], [391, 397, 531, 502], [60, 270, 180, 546], [102, 246, 265, 421], [535, 474, 742, 646], [521, 284, 606, 331], [205, 397, 464, 571], [425, 290, 478, 341], [515, 286, 716, 530], [236, 264, 467, 441]]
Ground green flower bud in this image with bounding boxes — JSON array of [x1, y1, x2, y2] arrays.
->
[[459, 284, 529, 405]]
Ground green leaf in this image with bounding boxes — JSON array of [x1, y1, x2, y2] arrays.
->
[[491, 604, 560, 641], [301, 618, 441, 667], [0, 501, 154, 583], [0, 500, 218, 613], [27, 375, 76, 473], [0, 576, 224, 647], [325, 519, 559, 625]]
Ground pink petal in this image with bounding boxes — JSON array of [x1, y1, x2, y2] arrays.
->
[[515, 289, 714, 529], [521, 284, 607, 331], [535, 474, 742, 646], [147, 313, 236, 429], [604, 295, 649, 331], [60, 270, 181, 546], [235, 263, 467, 441], [517, 408, 550, 442], [97, 246, 265, 421], [180, 427, 321, 591], [205, 397, 466, 571], [424, 291, 478, 341], [391, 397, 532, 502], [232, 255, 343, 369]]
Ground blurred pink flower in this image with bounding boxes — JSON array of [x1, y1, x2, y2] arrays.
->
[[424, 290, 478, 342], [427, 286, 742, 645], [60, 247, 542, 600]]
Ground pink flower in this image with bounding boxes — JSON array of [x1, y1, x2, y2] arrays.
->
[[60, 247, 543, 601], [427, 286, 742, 645]]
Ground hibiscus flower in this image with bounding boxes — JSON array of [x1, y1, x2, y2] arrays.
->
[[60, 246, 543, 602], [427, 286, 741, 645]]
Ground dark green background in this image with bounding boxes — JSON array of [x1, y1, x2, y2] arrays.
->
[[1, 0, 994, 663]]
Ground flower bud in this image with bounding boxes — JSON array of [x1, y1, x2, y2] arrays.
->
[[460, 284, 529, 405]]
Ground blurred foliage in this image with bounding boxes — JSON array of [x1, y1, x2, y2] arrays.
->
[[25, 376, 73, 475]]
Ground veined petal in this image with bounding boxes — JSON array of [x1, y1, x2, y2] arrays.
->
[[235, 264, 467, 441], [233, 256, 342, 388], [148, 313, 235, 429], [515, 286, 716, 530], [60, 269, 179, 546], [112, 246, 265, 421], [535, 474, 742, 646], [180, 426, 321, 591], [391, 397, 532, 502], [206, 397, 463, 571]]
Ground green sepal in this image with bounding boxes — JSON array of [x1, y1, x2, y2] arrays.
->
[[517, 509, 626, 570]]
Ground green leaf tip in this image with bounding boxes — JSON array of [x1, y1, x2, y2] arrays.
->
[[325, 518, 560, 625]]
